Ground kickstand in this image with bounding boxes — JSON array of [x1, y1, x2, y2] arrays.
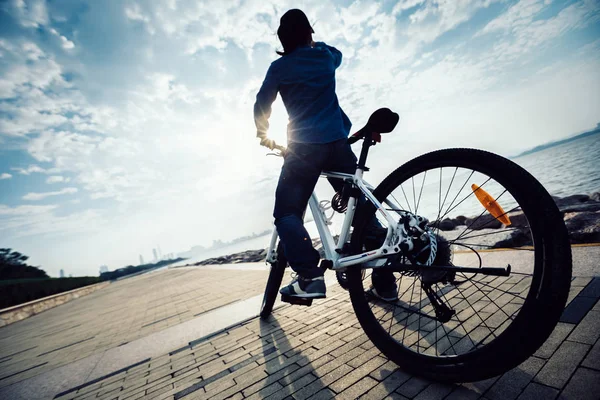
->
[[422, 283, 455, 323]]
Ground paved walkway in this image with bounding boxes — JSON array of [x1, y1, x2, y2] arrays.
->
[[0, 247, 598, 400], [49, 275, 600, 400], [0, 265, 270, 389]]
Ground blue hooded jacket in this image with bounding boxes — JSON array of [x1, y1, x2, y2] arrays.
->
[[254, 42, 351, 144]]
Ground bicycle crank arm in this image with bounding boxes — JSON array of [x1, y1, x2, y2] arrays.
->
[[377, 264, 511, 277]]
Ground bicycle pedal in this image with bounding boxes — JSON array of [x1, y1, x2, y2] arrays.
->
[[281, 294, 313, 306]]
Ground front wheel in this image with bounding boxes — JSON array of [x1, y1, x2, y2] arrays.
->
[[260, 242, 287, 320], [347, 148, 572, 382]]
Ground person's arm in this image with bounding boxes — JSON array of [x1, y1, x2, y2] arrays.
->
[[254, 64, 279, 147], [314, 41, 342, 69]]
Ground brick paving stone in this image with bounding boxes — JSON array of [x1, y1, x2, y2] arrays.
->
[[444, 386, 483, 400], [369, 360, 399, 382], [534, 322, 575, 359], [486, 356, 546, 400], [581, 339, 600, 371], [291, 378, 330, 400], [535, 340, 591, 389], [329, 356, 387, 393], [361, 369, 412, 399], [396, 376, 432, 398], [516, 382, 559, 400], [382, 394, 410, 400], [560, 297, 597, 324], [244, 382, 285, 400], [567, 310, 600, 345], [580, 277, 600, 298], [571, 277, 593, 287], [346, 347, 380, 368], [337, 376, 379, 399], [459, 377, 500, 397], [557, 367, 600, 400], [412, 382, 454, 400], [306, 388, 336, 400], [266, 372, 318, 400]]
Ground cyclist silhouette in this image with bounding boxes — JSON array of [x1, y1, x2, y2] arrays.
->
[[254, 9, 397, 301]]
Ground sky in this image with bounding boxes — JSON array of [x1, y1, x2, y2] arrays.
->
[[0, 0, 599, 277]]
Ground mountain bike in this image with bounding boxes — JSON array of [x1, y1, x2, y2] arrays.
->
[[259, 108, 572, 382]]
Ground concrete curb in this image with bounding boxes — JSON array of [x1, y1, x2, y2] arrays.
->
[[0, 281, 110, 328]]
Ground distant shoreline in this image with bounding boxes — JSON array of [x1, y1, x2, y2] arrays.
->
[[512, 127, 600, 158]]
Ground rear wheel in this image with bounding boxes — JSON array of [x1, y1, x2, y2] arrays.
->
[[260, 242, 287, 320], [347, 148, 572, 382]]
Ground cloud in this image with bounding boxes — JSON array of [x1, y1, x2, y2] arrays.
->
[[0, 173, 12, 180], [0, 204, 58, 216], [49, 28, 75, 50], [46, 175, 69, 184], [11, 164, 61, 175], [10, 0, 49, 28], [22, 187, 78, 201]]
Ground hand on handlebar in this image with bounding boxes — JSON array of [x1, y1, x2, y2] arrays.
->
[[257, 133, 286, 156], [259, 137, 277, 150]]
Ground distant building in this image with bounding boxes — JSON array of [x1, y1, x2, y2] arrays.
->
[[99, 265, 109, 275], [139, 255, 145, 265], [59, 269, 65, 278], [153, 248, 158, 262]]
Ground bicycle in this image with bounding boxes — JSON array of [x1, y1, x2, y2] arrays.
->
[[259, 108, 572, 382]]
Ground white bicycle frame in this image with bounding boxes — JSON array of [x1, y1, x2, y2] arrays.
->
[[266, 167, 407, 271]]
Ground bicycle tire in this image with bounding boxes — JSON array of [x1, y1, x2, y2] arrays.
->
[[260, 241, 287, 320], [347, 148, 572, 382]]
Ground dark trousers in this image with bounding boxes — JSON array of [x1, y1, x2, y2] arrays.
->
[[274, 139, 394, 288]]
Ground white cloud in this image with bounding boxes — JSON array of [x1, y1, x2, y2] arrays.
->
[[11, 164, 60, 175], [46, 175, 69, 184], [0, 203, 58, 216], [22, 187, 78, 201], [11, 0, 49, 28], [49, 28, 75, 50], [0, 173, 12, 180]]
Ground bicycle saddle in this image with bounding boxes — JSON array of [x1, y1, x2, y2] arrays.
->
[[348, 108, 399, 144]]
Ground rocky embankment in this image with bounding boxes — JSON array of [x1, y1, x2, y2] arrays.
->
[[437, 192, 600, 247], [186, 192, 600, 266], [182, 249, 267, 266]]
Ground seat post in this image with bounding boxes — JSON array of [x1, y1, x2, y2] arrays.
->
[[357, 133, 374, 171]]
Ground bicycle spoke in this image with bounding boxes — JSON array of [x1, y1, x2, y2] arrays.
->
[[449, 189, 510, 244], [400, 184, 413, 213], [415, 170, 427, 214], [440, 175, 490, 223], [456, 226, 526, 242]]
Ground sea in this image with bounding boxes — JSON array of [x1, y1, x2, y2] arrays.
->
[[175, 133, 600, 266]]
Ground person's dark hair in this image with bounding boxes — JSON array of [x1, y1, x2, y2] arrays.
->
[[276, 9, 314, 56]]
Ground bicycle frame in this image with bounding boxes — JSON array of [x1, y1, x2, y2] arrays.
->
[[267, 167, 406, 271]]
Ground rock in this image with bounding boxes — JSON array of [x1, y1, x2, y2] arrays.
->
[[454, 215, 467, 225], [493, 229, 533, 248], [591, 192, 600, 202], [465, 214, 503, 230], [438, 218, 456, 231], [507, 212, 529, 228], [564, 211, 600, 243], [559, 203, 600, 213], [553, 194, 590, 207]]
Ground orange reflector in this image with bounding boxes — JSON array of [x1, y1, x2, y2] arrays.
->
[[471, 184, 511, 226]]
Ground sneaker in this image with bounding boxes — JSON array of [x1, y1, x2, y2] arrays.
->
[[367, 285, 398, 302], [280, 274, 326, 299]]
